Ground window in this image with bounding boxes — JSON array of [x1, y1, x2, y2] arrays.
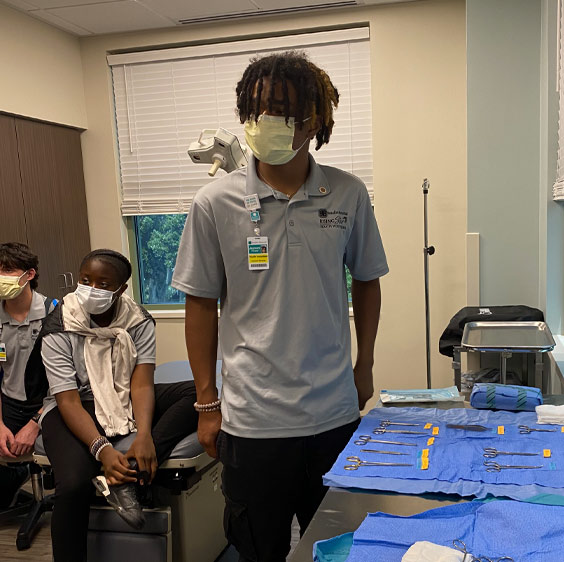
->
[[110, 28, 372, 305]]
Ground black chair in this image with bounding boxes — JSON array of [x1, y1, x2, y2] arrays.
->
[[0, 454, 54, 550]]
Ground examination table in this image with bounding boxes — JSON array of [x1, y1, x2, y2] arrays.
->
[[32, 360, 226, 562]]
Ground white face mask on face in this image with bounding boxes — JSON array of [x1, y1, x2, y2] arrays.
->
[[75, 283, 121, 315], [0, 271, 29, 300]]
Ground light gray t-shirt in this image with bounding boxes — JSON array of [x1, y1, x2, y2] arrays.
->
[[172, 154, 388, 438], [40, 317, 156, 421], [0, 291, 54, 402]]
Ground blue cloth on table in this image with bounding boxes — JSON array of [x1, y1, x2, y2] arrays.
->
[[470, 383, 543, 411], [323, 407, 564, 502], [314, 500, 564, 562], [313, 533, 353, 562]]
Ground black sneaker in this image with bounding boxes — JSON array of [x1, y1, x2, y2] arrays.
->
[[92, 475, 145, 530]]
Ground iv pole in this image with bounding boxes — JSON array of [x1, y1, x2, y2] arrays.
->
[[423, 178, 435, 389]]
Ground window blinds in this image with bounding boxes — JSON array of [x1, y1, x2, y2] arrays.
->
[[108, 28, 373, 216], [555, 0, 564, 200]]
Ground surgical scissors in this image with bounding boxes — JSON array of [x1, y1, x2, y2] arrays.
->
[[452, 539, 514, 562], [372, 427, 428, 435], [483, 447, 539, 458], [378, 420, 422, 427], [354, 436, 417, 446], [360, 449, 410, 455], [518, 425, 557, 434], [484, 460, 543, 472], [344, 456, 413, 470]]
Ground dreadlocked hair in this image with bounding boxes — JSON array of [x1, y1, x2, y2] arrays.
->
[[236, 51, 339, 150], [0, 242, 40, 290], [81, 249, 132, 285]]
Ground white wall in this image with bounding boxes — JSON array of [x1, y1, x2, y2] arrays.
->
[[0, 4, 87, 128], [78, 0, 467, 402]]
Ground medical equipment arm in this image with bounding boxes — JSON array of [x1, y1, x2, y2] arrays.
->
[[184, 295, 220, 458], [351, 278, 381, 409]]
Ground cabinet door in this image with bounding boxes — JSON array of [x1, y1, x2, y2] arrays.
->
[[15, 118, 91, 298], [0, 115, 28, 244]]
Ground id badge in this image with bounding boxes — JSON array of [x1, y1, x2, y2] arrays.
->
[[244, 194, 261, 211], [0, 343, 6, 362], [247, 237, 269, 270]]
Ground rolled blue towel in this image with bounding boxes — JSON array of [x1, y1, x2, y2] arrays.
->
[[470, 383, 543, 411]]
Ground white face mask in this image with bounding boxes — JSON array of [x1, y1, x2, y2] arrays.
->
[[0, 271, 29, 300], [75, 283, 121, 315], [244, 114, 310, 165]]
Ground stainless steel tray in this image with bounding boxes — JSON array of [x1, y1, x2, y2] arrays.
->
[[461, 321, 555, 352]]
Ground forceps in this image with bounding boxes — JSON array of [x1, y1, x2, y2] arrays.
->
[[452, 539, 514, 562], [360, 449, 410, 455], [518, 425, 557, 434], [354, 436, 417, 446], [378, 420, 422, 427], [372, 427, 428, 435], [484, 460, 543, 472], [483, 447, 539, 458], [344, 456, 413, 470]]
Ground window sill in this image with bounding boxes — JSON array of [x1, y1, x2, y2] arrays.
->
[[149, 309, 185, 319], [149, 307, 355, 319]]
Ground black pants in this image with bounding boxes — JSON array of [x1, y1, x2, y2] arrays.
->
[[41, 381, 198, 562], [0, 394, 40, 507], [217, 419, 359, 562]]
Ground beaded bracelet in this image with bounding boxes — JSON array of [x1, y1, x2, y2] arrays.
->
[[90, 435, 111, 459], [194, 399, 221, 412], [95, 442, 112, 461]]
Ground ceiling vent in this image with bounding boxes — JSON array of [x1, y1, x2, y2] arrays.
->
[[178, 2, 358, 25]]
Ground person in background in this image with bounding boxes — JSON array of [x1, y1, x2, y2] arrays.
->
[[40, 249, 198, 562], [0, 242, 55, 508], [172, 51, 388, 561]]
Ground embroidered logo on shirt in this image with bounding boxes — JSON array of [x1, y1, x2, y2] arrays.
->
[[319, 210, 348, 230]]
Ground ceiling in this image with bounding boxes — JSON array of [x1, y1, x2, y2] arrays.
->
[[1, 0, 414, 36]]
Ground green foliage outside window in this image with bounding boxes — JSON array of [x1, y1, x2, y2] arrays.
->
[[135, 214, 187, 305]]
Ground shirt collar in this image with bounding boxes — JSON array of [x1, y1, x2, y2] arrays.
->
[[0, 291, 45, 325], [245, 153, 331, 200]]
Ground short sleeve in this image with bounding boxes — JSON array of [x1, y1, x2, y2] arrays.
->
[[171, 198, 225, 298], [41, 333, 80, 395], [345, 189, 389, 281], [131, 320, 156, 365]]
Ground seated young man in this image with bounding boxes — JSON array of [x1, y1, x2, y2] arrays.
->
[[0, 242, 55, 508], [40, 249, 198, 562]]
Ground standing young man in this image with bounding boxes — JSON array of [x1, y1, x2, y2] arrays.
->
[[172, 52, 388, 561], [0, 242, 55, 507]]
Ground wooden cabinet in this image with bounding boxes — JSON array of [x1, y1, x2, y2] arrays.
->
[[0, 114, 91, 298]]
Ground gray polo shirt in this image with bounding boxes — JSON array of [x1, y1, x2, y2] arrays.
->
[[0, 291, 54, 402], [40, 317, 156, 422], [172, 154, 388, 438]]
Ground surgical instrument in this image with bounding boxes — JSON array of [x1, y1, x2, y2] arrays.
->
[[378, 420, 422, 427], [483, 447, 539, 459], [344, 456, 414, 470], [484, 461, 543, 472], [354, 436, 417, 446], [360, 449, 410, 455], [446, 424, 489, 432], [372, 428, 428, 435], [518, 425, 557, 434], [452, 539, 514, 562]]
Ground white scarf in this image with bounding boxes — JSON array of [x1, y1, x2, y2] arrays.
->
[[62, 292, 147, 437]]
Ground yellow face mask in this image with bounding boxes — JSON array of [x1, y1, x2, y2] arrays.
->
[[244, 114, 310, 166], [0, 271, 28, 300]]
